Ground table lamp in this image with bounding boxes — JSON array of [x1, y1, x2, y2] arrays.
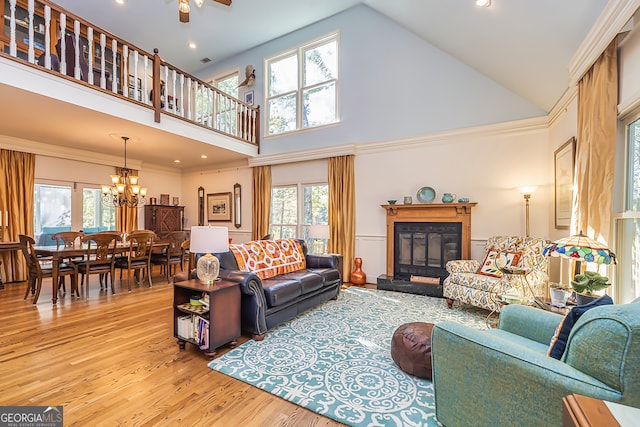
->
[[543, 231, 617, 278], [308, 224, 329, 254], [189, 226, 229, 284]]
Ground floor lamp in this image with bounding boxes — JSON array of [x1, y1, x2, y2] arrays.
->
[[519, 187, 536, 237]]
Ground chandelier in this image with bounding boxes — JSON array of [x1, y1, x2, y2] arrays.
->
[[102, 136, 147, 208], [178, 0, 232, 23]]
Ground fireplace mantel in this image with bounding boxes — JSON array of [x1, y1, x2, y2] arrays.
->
[[381, 202, 477, 277]]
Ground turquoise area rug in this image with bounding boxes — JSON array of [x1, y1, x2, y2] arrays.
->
[[208, 287, 488, 426]]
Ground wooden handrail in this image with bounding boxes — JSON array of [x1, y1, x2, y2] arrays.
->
[[1, 0, 260, 148]]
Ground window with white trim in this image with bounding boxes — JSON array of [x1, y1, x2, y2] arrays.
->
[[266, 32, 339, 135], [34, 181, 115, 245], [212, 72, 239, 133], [270, 183, 328, 248], [613, 114, 640, 303]]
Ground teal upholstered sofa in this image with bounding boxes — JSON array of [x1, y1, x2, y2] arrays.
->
[[431, 297, 640, 427]]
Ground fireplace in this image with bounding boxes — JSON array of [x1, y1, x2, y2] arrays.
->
[[378, 202, 476, 297], [394, 222, 461, 281]]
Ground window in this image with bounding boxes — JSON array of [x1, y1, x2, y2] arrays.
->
[[34, 181, 115, 245], [266, 32, 339, 136], [626, 117, 640, 211], [212, 72, 239, 134], [614, 115, 640, 302], [270, 183, 328, 247]]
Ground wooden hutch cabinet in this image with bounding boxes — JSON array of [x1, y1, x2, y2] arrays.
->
[[144, 205, 184, 239]]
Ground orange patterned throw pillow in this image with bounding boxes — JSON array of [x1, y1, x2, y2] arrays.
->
[[477, 250, 522, 278], [229, 239, 306, 279]]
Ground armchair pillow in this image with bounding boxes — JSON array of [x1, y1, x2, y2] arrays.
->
[[547, 295, 613, 359], [477, 250, 522, 278]]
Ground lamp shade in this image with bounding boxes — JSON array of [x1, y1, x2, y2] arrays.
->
[[308, 224, 329, 239], [543, 231, 616, 265], [190, 226, 229, 254]]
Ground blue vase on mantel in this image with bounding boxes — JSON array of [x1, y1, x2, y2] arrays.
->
[[441, 193, 456, 203]]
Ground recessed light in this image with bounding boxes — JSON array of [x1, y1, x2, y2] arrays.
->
[[189, 42, 197, 49], [115, 0, 125, 4], [475, 0, 491, 7], [174, 159, 181, 163], [201, 155, 207, 159]]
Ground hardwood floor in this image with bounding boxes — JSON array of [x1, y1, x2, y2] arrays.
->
[[0, 269, 344, 426]]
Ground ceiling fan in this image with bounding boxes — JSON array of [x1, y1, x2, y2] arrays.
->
[[178, 0, 232, 23]]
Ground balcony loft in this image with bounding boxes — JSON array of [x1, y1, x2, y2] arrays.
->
[[0, 0, 260, 170]]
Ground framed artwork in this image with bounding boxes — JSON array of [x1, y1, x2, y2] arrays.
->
[[554, 137, 576, 229], [207, 192, 232, 222], [245, 90, 254, 106], [160, 194, 170, 206]]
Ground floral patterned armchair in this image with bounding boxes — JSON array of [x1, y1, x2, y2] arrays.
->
[[443, 236, 549, 312]]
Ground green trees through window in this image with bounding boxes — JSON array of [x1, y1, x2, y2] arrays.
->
[[267, 32, 338, 135]]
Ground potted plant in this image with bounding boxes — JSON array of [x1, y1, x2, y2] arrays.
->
[[549, 282, 572, 307], [570, 271, 611, 305]]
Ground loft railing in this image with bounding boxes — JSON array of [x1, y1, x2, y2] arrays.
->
[[0, 0, 260, 146]]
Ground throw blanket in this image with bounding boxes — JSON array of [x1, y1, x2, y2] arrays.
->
[[229, 239, 306, 279]]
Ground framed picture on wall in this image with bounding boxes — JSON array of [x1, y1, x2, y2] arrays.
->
[[245, 90, 254, 106], [554, 137, 576, 229], [207, 192, 232, 222]]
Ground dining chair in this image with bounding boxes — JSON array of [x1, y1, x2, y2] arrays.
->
[[151, 230, 188, 283], [19, 234, 79, 304], [76, 232, 121, 297], [115, 230, 156, 291], [52, 231, 84, 293]]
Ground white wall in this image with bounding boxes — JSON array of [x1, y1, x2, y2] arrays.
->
[[198, 5, 544, 157], [353, 119, 552, 280], [181, 163, 253, 243], [619, 22, 640, 114]]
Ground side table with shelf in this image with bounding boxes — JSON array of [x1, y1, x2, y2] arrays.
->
[[173, 279, 241, 359], [486, 266, 570, 327]]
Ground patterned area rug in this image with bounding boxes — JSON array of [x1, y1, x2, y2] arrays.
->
[[208, 287, 488, 427]]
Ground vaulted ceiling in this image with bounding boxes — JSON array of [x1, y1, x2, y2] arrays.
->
[[1, 0, 614, 170], [53, 0, 608, 112]]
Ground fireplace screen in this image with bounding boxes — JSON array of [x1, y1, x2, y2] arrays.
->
[[394, 222, 461, 280]]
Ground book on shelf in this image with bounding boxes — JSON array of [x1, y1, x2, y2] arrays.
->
[[177, 315, 194, 340], [195, 315, 209, 350]]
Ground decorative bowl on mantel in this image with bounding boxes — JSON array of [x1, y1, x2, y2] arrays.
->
[[416, 186, 436, 203]]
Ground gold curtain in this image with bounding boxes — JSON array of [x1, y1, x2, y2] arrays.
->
[[328, 155, 355, 282], [572, 40, 618, 243], [0, 149, 35, 282], [115, 167, 138, 233], [252, 165, 271, 240]]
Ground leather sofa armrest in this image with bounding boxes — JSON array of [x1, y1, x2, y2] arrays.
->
[[217, 269, 268, 337], [498, 304, 563, 345], [306, 253, 340, 269]]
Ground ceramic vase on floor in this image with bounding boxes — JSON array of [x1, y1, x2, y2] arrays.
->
[[351, 257, 366, 285]]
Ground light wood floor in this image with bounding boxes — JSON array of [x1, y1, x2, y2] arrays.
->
[[0, 268, 344, 426]]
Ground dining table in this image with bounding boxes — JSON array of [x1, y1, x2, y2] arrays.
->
[[34, 240, 169, 304]]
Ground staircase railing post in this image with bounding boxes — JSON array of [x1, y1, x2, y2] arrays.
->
[[152, 48, 161, 123]]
